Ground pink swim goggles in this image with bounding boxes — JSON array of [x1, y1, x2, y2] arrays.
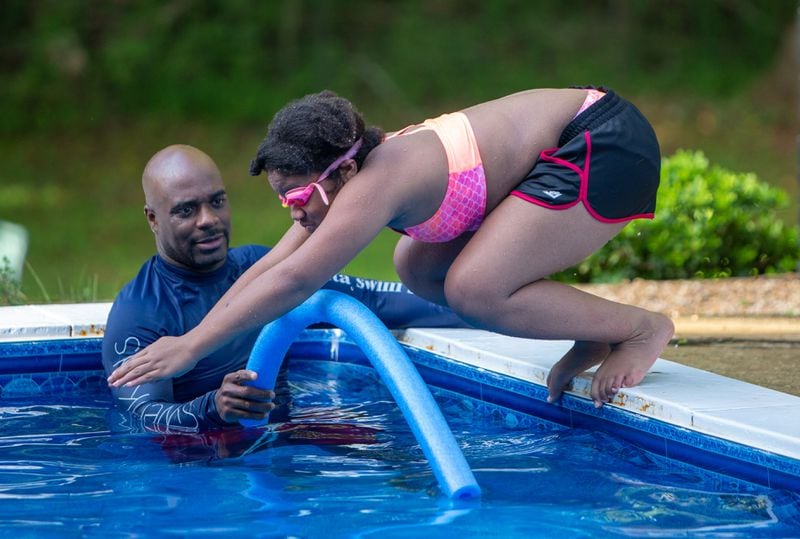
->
[[279, 139, 363, 208]]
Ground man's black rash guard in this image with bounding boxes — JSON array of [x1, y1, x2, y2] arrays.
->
[[102, 245, 466, 433]]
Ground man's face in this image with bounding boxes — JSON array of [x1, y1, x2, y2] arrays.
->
[[145, 168, 231, 272]]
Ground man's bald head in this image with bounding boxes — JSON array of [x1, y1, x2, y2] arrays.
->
[[143, 145, 221, 204], [142, 145, 231, 272]]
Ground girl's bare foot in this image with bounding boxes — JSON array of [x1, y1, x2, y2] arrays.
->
[[590, 312, 674, 407], [546, 341, 611, 403]]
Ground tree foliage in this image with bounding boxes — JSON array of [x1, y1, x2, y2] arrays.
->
[[2, 0, 796, 132]]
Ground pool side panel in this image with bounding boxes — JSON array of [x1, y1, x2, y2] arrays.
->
[[286, 335, 800, 492], [399, 343, 800, 492], [397, 328, 800, 462], [0, 337, 103, 374]]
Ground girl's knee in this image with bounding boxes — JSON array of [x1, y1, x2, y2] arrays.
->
[[649, 311, 675, 341], [394, 243, 448, 304], [393, 257, 415, 291], [394, 242, 424, 290]]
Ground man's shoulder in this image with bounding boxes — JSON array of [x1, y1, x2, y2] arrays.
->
[[113, 256, 159, 303], [107, 256, 177, 328], [107, 248, 270, 326], [227, 245, 270, 269], [103, 257, 172, 350]]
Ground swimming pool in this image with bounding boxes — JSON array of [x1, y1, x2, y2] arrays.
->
[[1, 304, 800, 536]]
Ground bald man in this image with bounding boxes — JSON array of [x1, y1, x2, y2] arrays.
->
[[102, 145, 466, 433]]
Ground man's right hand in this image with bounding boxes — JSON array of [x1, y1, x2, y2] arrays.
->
[[214, 370, 276, 424]]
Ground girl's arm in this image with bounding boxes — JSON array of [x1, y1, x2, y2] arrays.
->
[[208, 222, 309, 320], [107, 176, 397, 388]]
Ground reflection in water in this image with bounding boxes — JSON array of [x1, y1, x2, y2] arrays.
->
[[0, 359, 797, 537]]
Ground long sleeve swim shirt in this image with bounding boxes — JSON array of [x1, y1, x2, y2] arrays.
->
[[102, 245, 466, 433]]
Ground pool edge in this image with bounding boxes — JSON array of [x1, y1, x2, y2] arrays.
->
[[397, 328, 800, 463], [1, 303, 799, 490]]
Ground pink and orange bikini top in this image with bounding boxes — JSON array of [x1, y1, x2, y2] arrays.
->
[[387, 89, 601, 243], [388, 112, 487, 243]]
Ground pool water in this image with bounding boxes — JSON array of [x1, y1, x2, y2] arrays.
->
[[1, 359, 799, 537]]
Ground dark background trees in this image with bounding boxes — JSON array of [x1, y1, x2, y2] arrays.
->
[[1, 0, 797, 300]]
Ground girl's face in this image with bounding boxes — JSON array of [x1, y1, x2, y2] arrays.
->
[[269, 171, 339, 233]]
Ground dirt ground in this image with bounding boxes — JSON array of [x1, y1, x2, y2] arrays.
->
[[659, 340, 799, 396], [577, 274, 800, 396]]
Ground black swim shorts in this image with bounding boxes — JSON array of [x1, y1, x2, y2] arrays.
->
[[511, 88, 660, 223]]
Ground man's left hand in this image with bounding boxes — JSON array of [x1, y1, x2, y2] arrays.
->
[[214, 370, 276, 424]]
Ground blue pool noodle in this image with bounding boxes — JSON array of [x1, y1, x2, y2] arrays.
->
[[243, 290, 481, 500]]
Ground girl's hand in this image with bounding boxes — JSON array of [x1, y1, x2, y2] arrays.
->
[[107, 335, 200, 387]]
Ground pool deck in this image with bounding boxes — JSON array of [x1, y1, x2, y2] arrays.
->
[[2, 302, 799, 464]]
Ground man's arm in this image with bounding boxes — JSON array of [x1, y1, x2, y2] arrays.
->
[[244, 245, 468, 329], [103, 293, 276, 432], [103, 323, 230, 433], [321, 275, 470, 329]]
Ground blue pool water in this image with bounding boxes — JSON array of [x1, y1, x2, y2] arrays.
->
[[1, 358, 799, 537]]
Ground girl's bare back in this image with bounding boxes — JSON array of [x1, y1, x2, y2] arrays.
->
[[461, 88, 588, 210]]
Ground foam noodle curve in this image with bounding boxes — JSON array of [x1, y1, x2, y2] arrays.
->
[[243, 290, 481, 500]]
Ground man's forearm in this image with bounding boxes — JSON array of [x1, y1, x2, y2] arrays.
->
[[113, 384, 229, 433], [321, 275, 470, 329]]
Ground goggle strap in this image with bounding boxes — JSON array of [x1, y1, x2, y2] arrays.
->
[[279, 138, 363, 208], [313, 182, 330, 206], [316, 138, 363, 184]]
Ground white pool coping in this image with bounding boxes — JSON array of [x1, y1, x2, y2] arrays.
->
[[2, 303, 799, 463], [0, 303, 110, 340]]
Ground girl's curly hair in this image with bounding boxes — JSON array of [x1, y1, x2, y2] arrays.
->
[[249, 90, 384, 180]]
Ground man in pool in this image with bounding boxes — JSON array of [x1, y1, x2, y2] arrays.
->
[[102, 144, 466, 433]]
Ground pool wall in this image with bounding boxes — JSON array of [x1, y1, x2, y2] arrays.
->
[[1, 302, 799, 492]]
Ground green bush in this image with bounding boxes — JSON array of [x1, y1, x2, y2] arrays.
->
[[559, 150, 799, 282]]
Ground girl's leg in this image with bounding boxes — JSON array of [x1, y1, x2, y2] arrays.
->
[[393, 234, 472, 305], [444, 198, 674, 407]]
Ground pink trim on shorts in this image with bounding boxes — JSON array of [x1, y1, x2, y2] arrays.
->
[[510, 131, 655, 224]]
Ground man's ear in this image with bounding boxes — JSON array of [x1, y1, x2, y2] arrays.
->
[[144, 205, 157, 233]]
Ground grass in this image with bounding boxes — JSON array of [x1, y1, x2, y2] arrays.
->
[[1, 120, 406, 303]]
